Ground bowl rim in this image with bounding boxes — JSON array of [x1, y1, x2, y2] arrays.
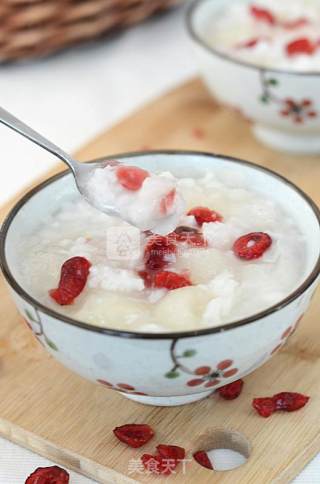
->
[[186, 0, 320, 78], [1, 149, 320, 340]]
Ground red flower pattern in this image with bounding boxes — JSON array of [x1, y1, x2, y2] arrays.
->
[[271, 314, 304, 355], [280, 98, 317, 123], [97, 379, 148, 396], [186, 359, 238, 388]]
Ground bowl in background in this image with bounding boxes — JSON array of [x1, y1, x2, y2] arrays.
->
[[1, 151, 320, 406], [187, 0, 320, 154]]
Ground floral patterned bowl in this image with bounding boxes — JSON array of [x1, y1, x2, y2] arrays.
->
[[187, 0, 320, 154], [1, 151, 320, 407]]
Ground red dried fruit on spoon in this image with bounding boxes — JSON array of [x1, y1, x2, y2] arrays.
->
[[187, 206, 223, 227], [193, 450, 213, 470], [233, 232, 272, 260], [25, 466, 69, 484], [49, 256, 91, 305], [116, 165, 149, 191], [113, 423, 155, 448], [218, 379, 244, 400]]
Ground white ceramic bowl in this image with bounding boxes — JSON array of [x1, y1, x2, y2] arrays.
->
[[187, 0, 320, 154], [1, 151, 320, 407]]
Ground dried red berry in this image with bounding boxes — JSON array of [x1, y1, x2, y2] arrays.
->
[[218, 379, 244, 400], [113, 423, 155, 448], [236, 37, 262, 49], [141, 444, 186, 475], [154, 271, 192, 290], [286, 38, 316, 56], [25, 466, 69, 484], [253, 392, 309, 417], [170, 226, 207, 248], [116, 165, 149, 191], [144, 235, 177, 271], [273, 392, 309, 412], [187, 207, 223, 227], [49, 256, 91, 305], [233, 232, 272, 260], [160, 189, 176, 215], [282, 18, 309, 29], [193, 450, 213, 470], [250, 5, 275, 25], [252, 397, 276, 418], [138, 270, 154, 288]]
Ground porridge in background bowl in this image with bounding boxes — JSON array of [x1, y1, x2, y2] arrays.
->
[[187, 0, 320, 153], [20, 162, 305, 332], [207, 0, 320, 71]]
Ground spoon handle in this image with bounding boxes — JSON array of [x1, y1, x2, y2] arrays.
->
[[0, 106, 78, 171]]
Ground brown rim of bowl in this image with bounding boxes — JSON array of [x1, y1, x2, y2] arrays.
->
[[186, 0, 320, 77], [1, 150, 320, 340]]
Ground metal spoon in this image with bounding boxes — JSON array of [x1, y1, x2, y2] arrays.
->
[[0, 106, 121, 218]]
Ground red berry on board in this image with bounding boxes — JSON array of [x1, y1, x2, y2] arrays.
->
[[233, 232, 272, 260], [252, 397, 276, 418], [250, 5, 275, 25], [154, 271, 192, 290], [160, 189, 176, 215], [193, 450, 213, 470], [286, 38, 316, 56], [49, 256, 91, 305], [25, 466, 69, 484], [144, 235, 177, 271], [218, 379, 244, 400], [170, 226, 207, 247], [113, 424, 155, 448], [273, 392, 309, 412], [187, 207, 223, 227], [141, 445, 185, 475], [252, 392, 309, 417], [116, 165, 149, 191]]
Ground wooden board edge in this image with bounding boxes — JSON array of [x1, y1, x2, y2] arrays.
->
[[0, 418, 138, 484]]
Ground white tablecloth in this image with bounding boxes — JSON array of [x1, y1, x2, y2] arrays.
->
[[0, 4, 319, 483]]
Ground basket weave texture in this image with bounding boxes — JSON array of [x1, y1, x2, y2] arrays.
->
[[0, 0, 182, 62]]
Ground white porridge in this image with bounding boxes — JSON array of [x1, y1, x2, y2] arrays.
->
[[19, 167, 306, 332], [206, 0, 320, 71]]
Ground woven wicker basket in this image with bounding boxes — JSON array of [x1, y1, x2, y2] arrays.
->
[[0, 0, 182, 62]]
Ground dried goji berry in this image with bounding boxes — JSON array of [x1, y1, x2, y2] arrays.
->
[[233, 232, 272, 260], [250, 5, 275, 25], [25, 466, 69, 484], [218, 379, 244, 400], [144, 235, 177, 271], [138, 270, 154, 288], [141, 444, 186, 475], [49, 256, 91, 305], [282, 18, 309, 29], [154, 271, 192, 290], [252, 392, 309, 417], [116, 165, 149, 190], [187, 207, 223, 226], [252, 397, 276, 418], [113, 423, 155, 448], [160, 189, 176, 215], [193, 450, 213, 470], [169, 226, 207, 247], [286, 38, 316, 56], [273, 392, 309, 412], [236, 37, 261, 49]]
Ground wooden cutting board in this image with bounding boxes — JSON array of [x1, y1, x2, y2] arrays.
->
[[1, 78, 320, 484]]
